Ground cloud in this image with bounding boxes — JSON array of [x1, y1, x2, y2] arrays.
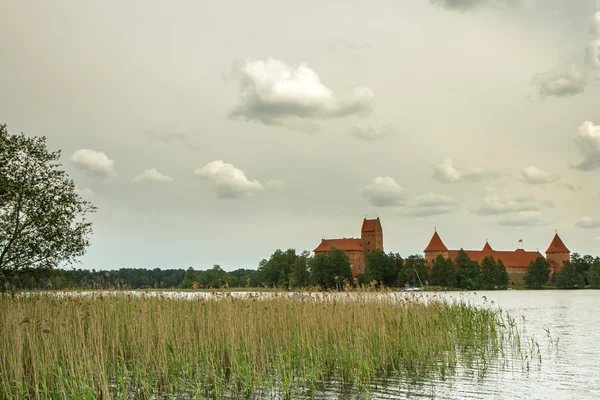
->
[[518, 165, 559, 185], [562, 183, 583, 192], [429, 0, 522, 11], [363, 176, 405, 207], [535, 63, 587, 98], [349, 123, 394, 142], [132, 168, 174, 183], [473, 194, 552, 216], [591, 12, 600, 35], [145, 126, 203, 149], [573, 121, 600, 171], [74, 187, 94, 196], [586, 40, 600, 69], [265, 179, 285, 191], [432, 158, 495, 183], [405, 193, 459, 217], [70, 149, 116, 178], [229, 57, 375, 125], [194, 160, 263, 199], [497, 211, 547, 227], [576, 216, 600, 229]]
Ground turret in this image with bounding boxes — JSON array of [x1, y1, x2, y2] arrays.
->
[[545, 233, 570, 273], [361, 217, 383, 254], [424, 230, 448, 265]]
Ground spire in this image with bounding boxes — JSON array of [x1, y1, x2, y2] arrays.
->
[[482, 241, 493, 252], [424, 230, 448, 252], [546, 233, 570, 254]]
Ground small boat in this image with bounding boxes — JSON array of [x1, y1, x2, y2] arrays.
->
[[402, 287, 424, 292]]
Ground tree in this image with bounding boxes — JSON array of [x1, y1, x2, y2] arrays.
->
[[289, 251, 310, 288], [454, 249, 480, 290], [398, 255, 429, 287], [523, 256, 551, 289], [429, 254, 456, 288], [480, 256, 495, 290], [309, 248, 352, 290], [0, 125, 96, 280], [588, 258, 600, 289], [494, 259, 509, 289], [364, 249, 392, 285], [257, 249, 298, 288], [555, 261, 585, 289]]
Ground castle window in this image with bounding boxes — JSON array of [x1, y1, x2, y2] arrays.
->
[[368, 241, 370, 245]]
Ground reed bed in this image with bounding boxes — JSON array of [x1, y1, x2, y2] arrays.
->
[[0, 292, 524, 399]]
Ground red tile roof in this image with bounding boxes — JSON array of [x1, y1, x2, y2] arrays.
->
[[546, 233, 570, 254], [482, 242, 493, 253], [424, 231, 448, 252], [361, 218, 382, 232], [446, 249, 542, 268], [314, 238, 364, 253]]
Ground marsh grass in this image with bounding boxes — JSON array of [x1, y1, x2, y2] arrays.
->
[[0, 292, 528, 399]]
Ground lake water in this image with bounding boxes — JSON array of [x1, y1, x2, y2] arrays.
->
[[318, 290, 600, 400], [34, 289, 600, 399]]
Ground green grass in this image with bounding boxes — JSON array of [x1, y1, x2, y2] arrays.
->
[[0, 292, 530, 399]]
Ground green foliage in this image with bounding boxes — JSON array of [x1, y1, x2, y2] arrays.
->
[[309, 248, 352, 289], [494, 259, 509, 289], [257, 249, 299, 288], [429, 254, 456, 287], [589, 258, 600, 289], [398, 255, 429, 287], [571, 253, 594, 285], [454, 249, 480, 290], [364, 249, 398, 286], [524, 256, 551, 289], [480, 256, 495, 290], [555, 261, 585, 289], [0, 124, 96, 279]]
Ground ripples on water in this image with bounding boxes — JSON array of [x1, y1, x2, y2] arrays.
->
[[32, 289, 600, 399]]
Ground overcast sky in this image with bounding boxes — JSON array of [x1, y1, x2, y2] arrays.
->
[[2, 0, 600, 271]]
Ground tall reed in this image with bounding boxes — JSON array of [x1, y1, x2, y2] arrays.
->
[[0, 292, 524, 399]]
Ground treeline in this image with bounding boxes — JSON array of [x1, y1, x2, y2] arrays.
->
[[2, 248, 599, 291]]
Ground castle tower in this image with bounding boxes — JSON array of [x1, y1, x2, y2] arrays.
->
[[545, 233, 570, 273], [424, 230, 448, 266], [361, 217, 383, 254]]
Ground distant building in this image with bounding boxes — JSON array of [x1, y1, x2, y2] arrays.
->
[[314, 218, 383, 276], [423, 230, 570, 284]]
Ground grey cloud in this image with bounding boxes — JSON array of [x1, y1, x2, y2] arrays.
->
[[430, 0, 522, 11], [432, 158, 497, 183], [575, 217, 600, 229], [405, 193, 459, 217], [535, 63, 587, 98], [562, 183, 584, 192], [497, 211, 548, 227], [145, 128, 204, 150], [473, 194, 552, 216], [229, 58, 375, 126], [573, 121, 600, 171], [363, 176, 405, 207], [349, 123, 394, 142]]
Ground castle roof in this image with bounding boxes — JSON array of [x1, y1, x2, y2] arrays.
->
[[546, 233, 570, 254], [314, 238, 364, 253], [446, 249, 542, 268], [361, 217, 382, 232], [482, 241, 493, 253], [424, 231, 448, 252]]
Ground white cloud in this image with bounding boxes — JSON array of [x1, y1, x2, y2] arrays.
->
[[349, 123, 394, 142], [497, 211, 547, 227], [518, 165, 559, 185], [363, 176, 405, 207], [591, 12, 600, 36], [473, 194, 552, 216], [430, 0, 523, 11], [194, 160, 263, 199], [574, 121, 600, 171], [70, 149, 116, 178], [266, 179, 285, 191], [432, 158, 495, 183], [536, 63, 587, 98], [132, 168, 174, 183], [586, 40, 600, 69], [75, 187, 94, 196], [576, 217, 600, 229], [229, 57, 375, 125], [405, 193, 459, 217]]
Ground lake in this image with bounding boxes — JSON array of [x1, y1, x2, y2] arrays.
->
[[317, 290, 600, 399]]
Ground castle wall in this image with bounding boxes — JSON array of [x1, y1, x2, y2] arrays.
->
[[547, 253, 570, 273]]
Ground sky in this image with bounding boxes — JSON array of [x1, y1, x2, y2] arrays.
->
[[1, 0, 600, 271]]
